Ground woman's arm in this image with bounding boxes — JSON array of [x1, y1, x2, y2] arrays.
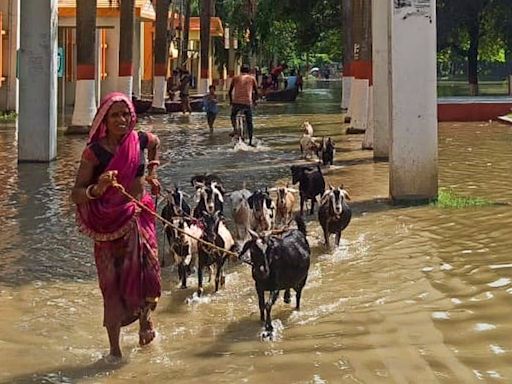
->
[[71, 159, 97, 205], [146, 134, 161, 195]]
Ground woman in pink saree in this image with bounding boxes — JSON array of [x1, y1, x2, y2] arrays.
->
[[71, 92, 161, 360]]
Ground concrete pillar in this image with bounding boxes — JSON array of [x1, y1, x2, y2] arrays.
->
[[133, 21, 142, 98], [101, 20, 120, 98], [390, 0, 438, 201], [118, 0, 135, 97], [226, 36, 235, 91], [508, 74, 512, 96], [18, 0, 58, 162], [6, 0, 19, 112], [152, 0, 171, 111], [372, 0, 390, 160], [341, 0, 352, 112]]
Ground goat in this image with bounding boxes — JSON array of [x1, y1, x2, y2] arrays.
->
[[318, 137, 335, 166], [239, 215, 310, 333], [269, 186, 297, 227], [162, 216, 202, 288], [161, 187, 192, 218], [193, 182, 224, 218], [248, 189, 275, 233], [318, 186, 352, 247], [197, 211, 236, 296], [229, 188, 253, 241], [191, 173, 224, 189], [299, 134, 320, 160], [290, 164, 325, 215], [302, 121, 314, 136]]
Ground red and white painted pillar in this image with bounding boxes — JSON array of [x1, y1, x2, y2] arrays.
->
[[118, 0, 135, 97], [69, 0, 98, 133], [341, 0, 353, 112]]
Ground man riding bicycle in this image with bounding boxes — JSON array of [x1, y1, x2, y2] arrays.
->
[[229, 64, 259, 146]]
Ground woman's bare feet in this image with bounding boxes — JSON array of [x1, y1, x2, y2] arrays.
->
[[139, 312, 156, 346]]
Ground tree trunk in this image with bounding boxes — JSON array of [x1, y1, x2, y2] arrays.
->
[[152, 0, 171, 110], [468, 24, 479, 96], [199, 0, 212, 93], [69, 0, 97, 132], [181, 0, 192, 68], [119, 0, 135, 96]]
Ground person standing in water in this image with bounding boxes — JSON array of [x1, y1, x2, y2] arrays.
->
[[71, 92, 161, 361], [203, 85, 219, 131]]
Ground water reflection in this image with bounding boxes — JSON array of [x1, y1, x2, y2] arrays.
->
[[1, 81, 512, 383]]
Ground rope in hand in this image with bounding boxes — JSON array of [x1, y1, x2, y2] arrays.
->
[[112, 181, 239, 259]]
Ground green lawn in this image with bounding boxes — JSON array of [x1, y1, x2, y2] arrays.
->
[[437, 80, 509, 97]]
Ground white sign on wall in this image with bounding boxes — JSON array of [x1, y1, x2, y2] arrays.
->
[[394, 0, 432, 18]]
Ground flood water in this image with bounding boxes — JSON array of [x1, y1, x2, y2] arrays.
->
[[1, 81, 512, 383]]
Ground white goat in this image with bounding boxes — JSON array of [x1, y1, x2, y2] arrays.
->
[[229, 189, 253, 241]]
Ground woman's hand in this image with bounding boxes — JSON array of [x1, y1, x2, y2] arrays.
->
[[94, 170, 118, 196], [146, 175, 161, 196]]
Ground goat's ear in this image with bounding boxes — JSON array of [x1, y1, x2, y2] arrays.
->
[[268, 187, 278, 192], [320, 190, 332, 205], [329, 184, 334, 190], [288, 188, 298, 193], [194, 190, 202, 203], [342, 189, 351, 201], [247, 195, 254, 209], [181, 191, 191, 198], [248, 229, 259, 240]]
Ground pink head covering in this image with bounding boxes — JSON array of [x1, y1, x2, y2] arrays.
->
[[76, 92, 142, 241]]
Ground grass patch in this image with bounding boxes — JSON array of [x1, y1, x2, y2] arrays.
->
[[433, 188, 494, 208], [0, 111, 17, 122]]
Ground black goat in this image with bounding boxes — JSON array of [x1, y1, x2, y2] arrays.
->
[[239, 215, 310, 333], [290, 164, 325, 215], [318, 137, 335, 166], [318, 186, 352, 247]]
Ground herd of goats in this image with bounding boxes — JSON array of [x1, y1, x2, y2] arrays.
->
[[159, 123, 352, 332]]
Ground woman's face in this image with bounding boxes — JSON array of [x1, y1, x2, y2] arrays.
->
[[106, 101, 131, 137]]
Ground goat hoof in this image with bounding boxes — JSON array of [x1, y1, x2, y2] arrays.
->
[[180, 285, 187, 289]]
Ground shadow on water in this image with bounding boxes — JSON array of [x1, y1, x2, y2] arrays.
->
[[2, 359, 127, 384]]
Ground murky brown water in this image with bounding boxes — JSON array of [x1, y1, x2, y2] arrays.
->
[[1, 82, 512, 383]]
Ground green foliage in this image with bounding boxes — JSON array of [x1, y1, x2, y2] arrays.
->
[[0, 111, 17, 122], [433, 188, 493, 208]]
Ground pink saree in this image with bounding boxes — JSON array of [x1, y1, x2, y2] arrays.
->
[[76, 92, 161, 327]]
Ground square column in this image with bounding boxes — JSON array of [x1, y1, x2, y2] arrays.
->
[[390, 0, 438, 201], [18, 0, 58, 162], [372, 0, 391, 160]]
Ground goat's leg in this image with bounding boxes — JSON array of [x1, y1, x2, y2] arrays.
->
[[265, 290, 280, 332], [310, 199, 315, 215], [283, 289, 291, 304], [323, 225, 330, 248], [214, 261, 222, 292], [257, 286, 265, 322], [178, 263, 187, 289], [295, 278, 308, 311], [335, 231, 341, 247], [197, 261, 204, 297], [300, 194, 305, 216]]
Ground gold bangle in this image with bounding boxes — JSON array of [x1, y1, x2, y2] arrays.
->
[[85, 184, 98, 200]]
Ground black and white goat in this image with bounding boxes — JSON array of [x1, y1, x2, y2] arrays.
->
[[239, 215, 310, 333], [290, 164, 325, 215], [197, 211, 236, 296], [161, 187, 192, 218], [248, 189, 275, 233], [193, 181, 225, 218], [163, 216, 203, 288], [318, 186, 352, 247]]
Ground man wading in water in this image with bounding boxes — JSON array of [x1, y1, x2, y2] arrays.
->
[[71, 92, 162, 362], [229, 64, 259, 146]]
